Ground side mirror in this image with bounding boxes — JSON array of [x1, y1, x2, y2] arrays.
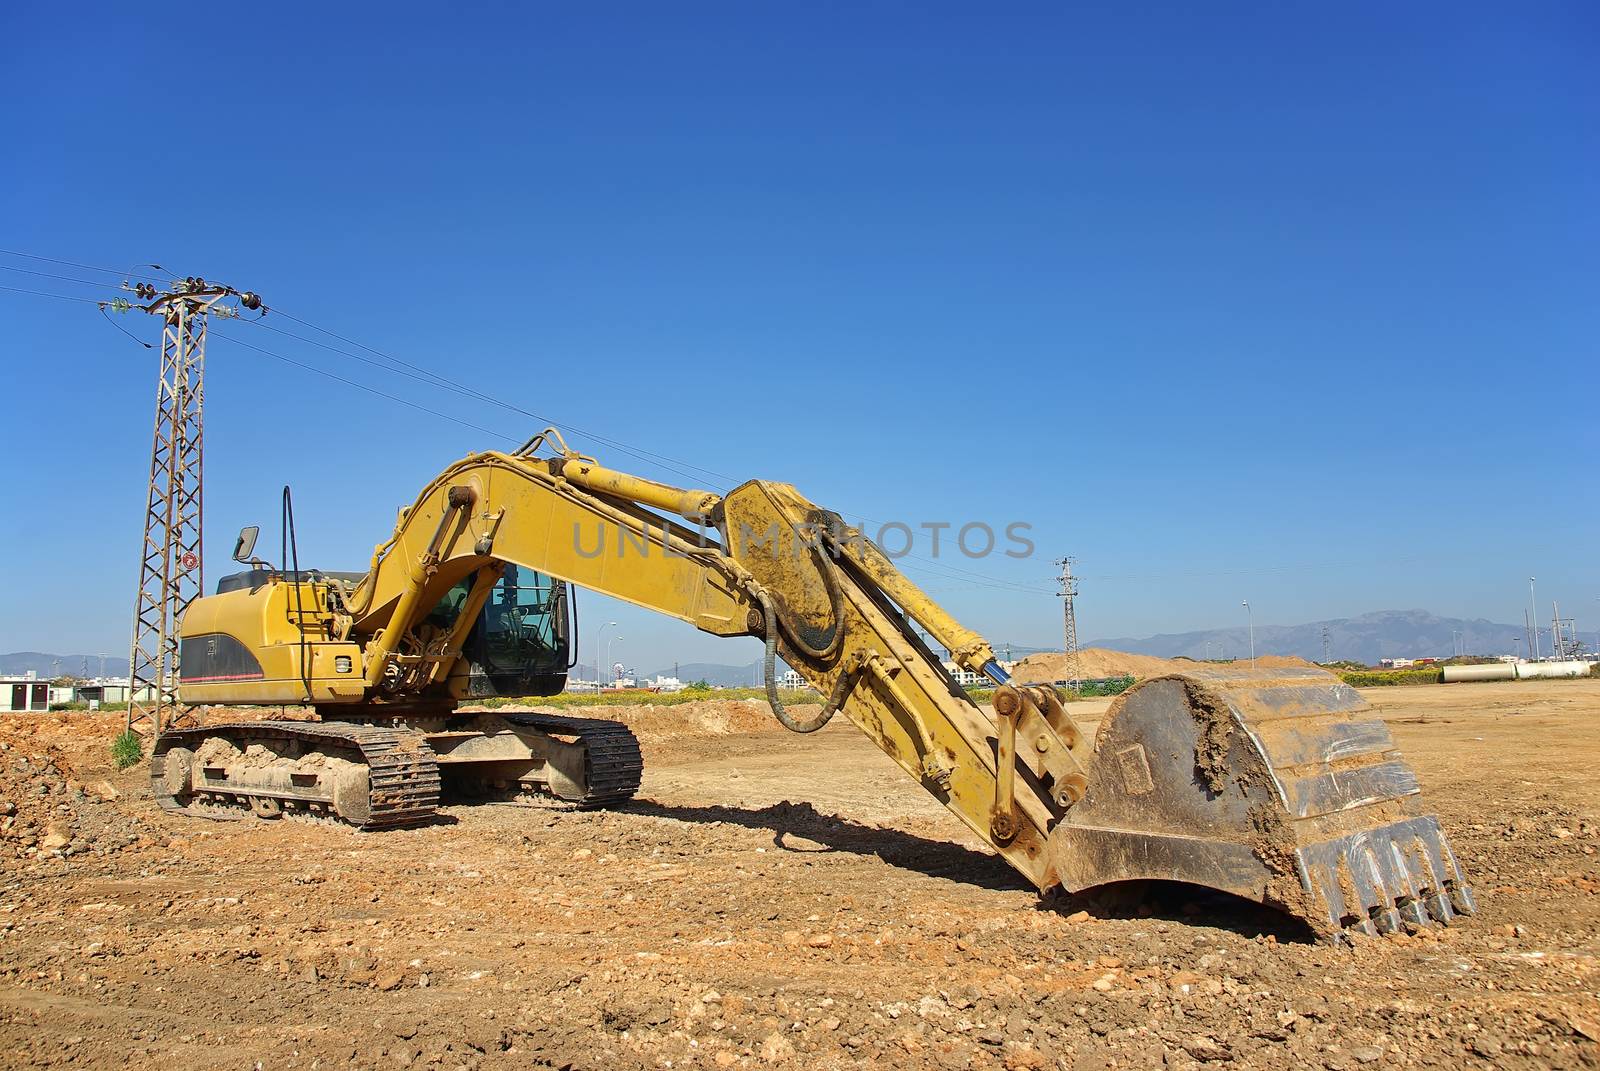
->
[[232, 525, 260, 563]]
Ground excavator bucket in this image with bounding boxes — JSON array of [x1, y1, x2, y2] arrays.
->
[[1048, 667, 1474, 940]]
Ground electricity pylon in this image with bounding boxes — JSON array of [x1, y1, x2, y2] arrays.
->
[[118, 277, 262, 733], [1054, 557, 1082, 691]]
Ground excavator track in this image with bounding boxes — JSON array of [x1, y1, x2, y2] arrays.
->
[[501, 712, 643, 806], [151, 721, 441, 829]]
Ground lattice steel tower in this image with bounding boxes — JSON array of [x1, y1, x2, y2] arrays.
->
[[1054, 557, 1082, 691], [123, 277, 261, 733]]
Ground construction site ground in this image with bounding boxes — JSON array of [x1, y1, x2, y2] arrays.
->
[[2, 680, 1598, 1070]]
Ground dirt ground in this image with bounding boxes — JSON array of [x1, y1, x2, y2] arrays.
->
[[2, 680, 1598, 1070], [1011, 649, 1320, 683]]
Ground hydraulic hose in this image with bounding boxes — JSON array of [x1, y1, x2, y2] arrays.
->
[[759, 590, 835, 733]]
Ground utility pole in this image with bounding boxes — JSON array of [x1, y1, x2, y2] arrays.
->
[[117, 276, 262, 734], [1242, 600, 1255, 669], [1053, 557, 1082, 692], [1552, 602, 1566, 660], [1320, 625, 1330, 665], [1528, 577, 1540, 661], [594, 621, 618, 683]]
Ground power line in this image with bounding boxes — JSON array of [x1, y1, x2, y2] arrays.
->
[[0, 264, 133, 291], [251, 310, 740, 489], [0, 248, 135, 277], [270, 308, 1054, 594], [210, 330, 518, 442], [258, 308, 1057, 595], [0, 284, 108, 304]]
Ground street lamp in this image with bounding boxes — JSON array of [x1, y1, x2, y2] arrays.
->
[[1242, 600, 1255, 669], [595, 621, 618, 683], [1528, 578, 1539, 660]]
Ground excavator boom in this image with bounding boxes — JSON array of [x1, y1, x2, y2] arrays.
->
[[165, 429, 1473, 940]]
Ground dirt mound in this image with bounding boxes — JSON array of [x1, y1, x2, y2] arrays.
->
[[1013, 648, 1322, 683], [494, 699, 795, 742], [0, 713, 149, 865]]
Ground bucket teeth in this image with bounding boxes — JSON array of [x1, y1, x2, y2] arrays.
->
[[1296, 814, 1474, 940]]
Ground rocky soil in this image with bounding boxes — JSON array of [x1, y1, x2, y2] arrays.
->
[[1, 681, 1598, 1069]]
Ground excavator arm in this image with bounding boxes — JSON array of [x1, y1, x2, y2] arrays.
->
[[172, 429, 1474, 940]]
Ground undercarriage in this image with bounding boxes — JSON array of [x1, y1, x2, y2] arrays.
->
[[150, 712, 642, 827]]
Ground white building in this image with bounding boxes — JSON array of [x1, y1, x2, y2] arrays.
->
[[73, 678, 157, 706], [3, 673, 60, 712], [648, 675, 685, 693], [776, 668, 806, 690]]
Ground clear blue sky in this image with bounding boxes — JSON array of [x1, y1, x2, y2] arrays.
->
[[3, 3, 1595, 673]]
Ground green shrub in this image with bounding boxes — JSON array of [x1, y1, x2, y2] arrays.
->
[[1079, 676, 1136, 698], [1338, 668, 1444, 687], [110, 730, 144, 769]]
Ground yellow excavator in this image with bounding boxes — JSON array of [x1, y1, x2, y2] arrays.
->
[[160, 428, 1473, 940]]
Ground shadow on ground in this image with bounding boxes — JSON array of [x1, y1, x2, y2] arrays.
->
[[625, 798, 1030, 891], [627, 798, 1317, 941]]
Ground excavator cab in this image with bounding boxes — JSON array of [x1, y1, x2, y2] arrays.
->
[[451, 565, 570, 699]]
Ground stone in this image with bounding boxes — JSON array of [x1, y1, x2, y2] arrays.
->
[[1184, 1036, 1230, 1062], [807, 933, 835, 948], [760, 1032, 795, 1062]]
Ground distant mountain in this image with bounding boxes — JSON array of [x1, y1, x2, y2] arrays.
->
[[0, 652, 129, 679], [641, 661, 765, 688], [1088, 610, 1529, 666], [571, 660, 764, 687]]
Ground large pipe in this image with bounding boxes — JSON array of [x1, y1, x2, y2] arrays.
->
[[1441, 663, 1515, 683], [1515, 660, 1594, 680]]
